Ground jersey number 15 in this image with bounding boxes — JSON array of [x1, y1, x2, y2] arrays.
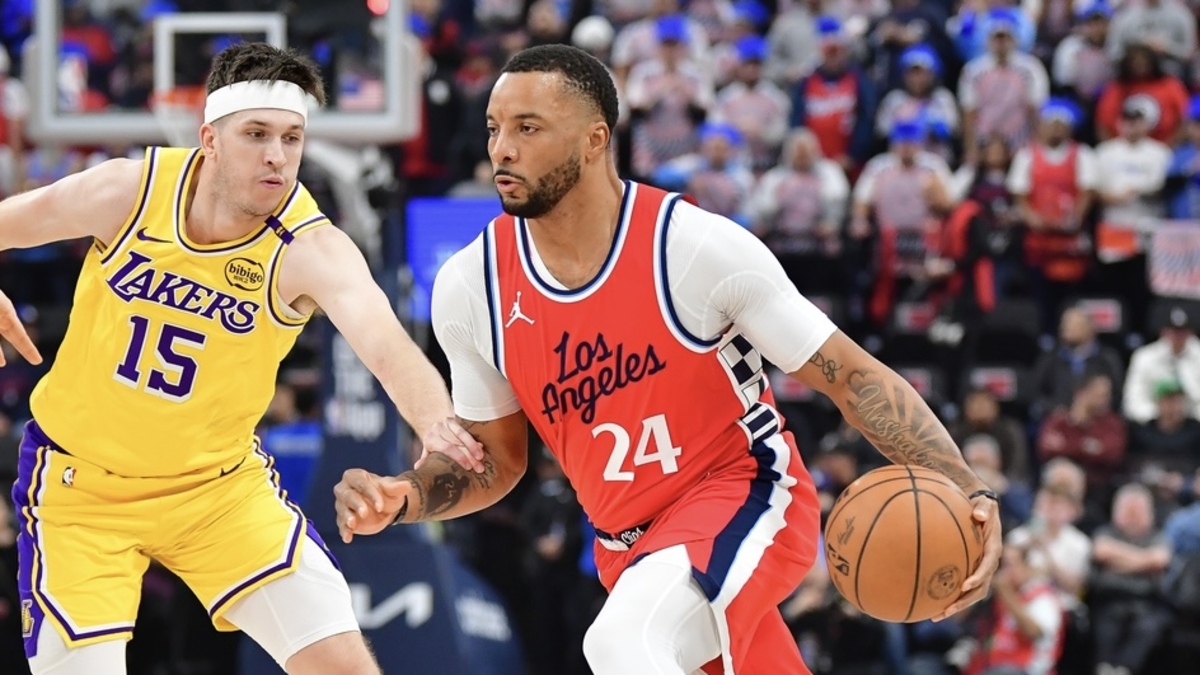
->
[[114, 315, 207, 402], [595, 413, 683, 482]]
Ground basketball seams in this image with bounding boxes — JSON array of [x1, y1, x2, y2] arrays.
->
[[904, 466, 921, 623], [853, 489, 915, 617], [920, 489, 975, 579], [825, 474, 914, 531]]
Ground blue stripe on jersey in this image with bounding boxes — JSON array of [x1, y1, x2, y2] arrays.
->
[[691, 439, 781, 601], [518, 180, 633, 297], [657, 195, 721, 349], [483, 225, 503, 375]]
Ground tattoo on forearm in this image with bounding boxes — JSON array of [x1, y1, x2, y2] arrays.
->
[[844, 368, 976, 490], [809, 350, 843, 384], [400, 452, 500, 521]]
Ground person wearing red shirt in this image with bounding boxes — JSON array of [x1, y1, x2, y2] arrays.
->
[[1095, 42, 1189, 143]]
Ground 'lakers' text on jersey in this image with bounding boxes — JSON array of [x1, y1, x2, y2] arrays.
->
[[486, 183, 786, 534], [30, 147, 329, 477]]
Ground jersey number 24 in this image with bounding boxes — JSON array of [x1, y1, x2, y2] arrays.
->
[[594, 413, 682, 482]]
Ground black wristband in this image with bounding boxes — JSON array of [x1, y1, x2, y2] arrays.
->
[[389, 495, 410, 527], [968, 489, 999, 502]]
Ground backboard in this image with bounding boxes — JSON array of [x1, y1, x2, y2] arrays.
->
[[25, 1, 420, 147]]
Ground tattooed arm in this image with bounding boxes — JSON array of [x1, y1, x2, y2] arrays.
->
[[793, 330, 1003, 620], [795, 330, 985, 494], [334, 411, 529, 542]]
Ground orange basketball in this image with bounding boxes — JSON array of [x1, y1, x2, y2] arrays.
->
[[823, 465, 984, 623]]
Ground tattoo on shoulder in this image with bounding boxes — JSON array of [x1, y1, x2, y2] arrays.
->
[[809, 350, 842, 384]]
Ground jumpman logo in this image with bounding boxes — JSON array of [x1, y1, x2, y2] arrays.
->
[[505, 291, 534, 328]]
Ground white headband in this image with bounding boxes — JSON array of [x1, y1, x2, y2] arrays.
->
[[203, 80, 309, 125]]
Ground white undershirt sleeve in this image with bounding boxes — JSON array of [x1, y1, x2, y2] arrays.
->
[[430, 236, 522, 422], [663, 200, 838, 373]]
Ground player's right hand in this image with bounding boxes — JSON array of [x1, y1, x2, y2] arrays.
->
[[0, 291, 42, 366], [334, 468, 413, 544], [416, 417, 485, 473]]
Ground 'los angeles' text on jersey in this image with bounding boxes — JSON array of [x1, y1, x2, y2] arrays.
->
[[540, 330, 666, 425]]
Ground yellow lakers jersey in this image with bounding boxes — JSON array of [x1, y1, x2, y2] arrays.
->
[[30, 147, 330, 477]]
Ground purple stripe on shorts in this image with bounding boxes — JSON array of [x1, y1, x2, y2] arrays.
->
[[207, 444, 306, 617], [13, 421, 134, 657]]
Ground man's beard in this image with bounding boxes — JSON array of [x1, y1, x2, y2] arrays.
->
[[498, 152, 582, 219], [215, 166, 275, 218]]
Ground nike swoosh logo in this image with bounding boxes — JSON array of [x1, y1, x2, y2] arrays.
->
[[136, 228, 171, 244], [219, 458, 246, 477]]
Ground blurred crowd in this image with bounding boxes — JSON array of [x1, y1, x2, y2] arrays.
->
[[2, 0, 1200, 674]]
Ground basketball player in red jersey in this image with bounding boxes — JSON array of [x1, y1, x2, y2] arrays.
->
[[335, 44, 1002, 674]]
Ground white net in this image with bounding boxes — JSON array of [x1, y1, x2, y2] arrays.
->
[[151, 87, 205, 148]]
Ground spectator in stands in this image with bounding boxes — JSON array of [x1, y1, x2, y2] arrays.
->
[[1105, 0, 1196, 76], [1123, 305, 1200, 422], [1008, 482, 1093, 604], [963, 544, 1065, 675], [625, 15, 715, 180], [948, 135, 1025, 296], [952, 386, 1032, 483], [748, 127, 848, 293], [710, 35, 791, 172], [958, 10, 1050, 165], [875, 45, 960, 163], [1039, 372, 1128, 505], [1051, 0, 1116, 109], [1128, 378, 1200, 493], [1094, 100, 1173, 318], [707, 1, 770, 88], [951, 3, 1037, 63], [1031, 306, 1126, 415], [763, 0, 819, 87], [964, 433, 1035, 532], [1167, 95, 1200, 219], [1164, 472, 1200, 555], [790, 16, 876, 175], [1009, 99, 1098, 333], [653, 123, 755, 225], [852, 119, 954, 324], [1095, 43, 1190, 144], [525, 0, 569, 47], [610, 0, 708, 80], [869, 0, 958, 95], [0, 45, 25, 199], [1088, 483, 1172, 675]]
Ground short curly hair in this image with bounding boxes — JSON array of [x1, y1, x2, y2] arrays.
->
[[501, 44, 619, 138], [206, 42, 326, 107]]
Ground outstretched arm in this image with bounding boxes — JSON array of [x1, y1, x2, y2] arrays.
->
[[280, 226, 483, 467], [334, 411, 529, 542], [791, 330, 1002, 620], [0, 156, 144, 365]]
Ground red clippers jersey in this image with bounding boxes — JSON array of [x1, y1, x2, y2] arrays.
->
[[1024, 143, 1089, 281], [485, 183, 789, 533], [1029, 143, 1079, 225], [802, 72, 858, 161]]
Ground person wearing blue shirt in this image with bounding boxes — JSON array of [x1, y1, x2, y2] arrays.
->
[[1167, 95, 1200, 219]]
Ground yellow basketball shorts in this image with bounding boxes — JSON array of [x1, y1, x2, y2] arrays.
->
[[13, 419, 329, 655]]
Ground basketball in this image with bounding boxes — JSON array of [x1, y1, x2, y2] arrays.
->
[[823, 465, 984, 623]]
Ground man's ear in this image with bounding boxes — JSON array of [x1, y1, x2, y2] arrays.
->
[[585, 121, 611, 160]]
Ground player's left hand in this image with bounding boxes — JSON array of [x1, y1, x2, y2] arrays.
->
[[931, 493, 1002, 622], [415, 417, 485, 473]]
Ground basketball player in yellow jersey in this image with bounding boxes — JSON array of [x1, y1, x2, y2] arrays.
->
[[0, 43, 486, 675]]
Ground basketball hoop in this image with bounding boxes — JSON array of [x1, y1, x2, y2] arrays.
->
[[150, 86, 206, 148]]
